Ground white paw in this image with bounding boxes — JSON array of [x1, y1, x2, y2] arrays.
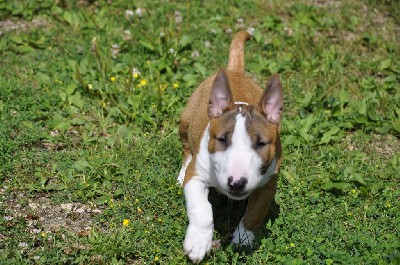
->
[[231, 220, 255, 246], [184, 224, 213, 263]]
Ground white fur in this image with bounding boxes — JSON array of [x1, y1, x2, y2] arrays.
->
[[177, 154, 192, 185], [182, 115, 277, 262], [210, 114, 262, 200], [194, 124, 220, 188], [231, 219, 255, 245], [183, 179, 213, 262]]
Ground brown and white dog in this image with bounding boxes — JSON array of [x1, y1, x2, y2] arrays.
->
[[178, 30, 283, 262]]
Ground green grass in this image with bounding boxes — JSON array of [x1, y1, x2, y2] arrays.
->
[[0, 0, 399, 264]]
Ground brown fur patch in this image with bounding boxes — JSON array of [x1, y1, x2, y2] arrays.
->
[[208, 108, 238, 153], [244, 108, 279, 174]]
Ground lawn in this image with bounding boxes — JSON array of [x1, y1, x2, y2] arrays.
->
[[0, 0, 399, 264]]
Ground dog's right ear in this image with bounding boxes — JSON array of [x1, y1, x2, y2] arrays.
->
[[208, 70, 233, 118]]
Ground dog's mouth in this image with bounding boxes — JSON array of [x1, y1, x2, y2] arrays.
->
[[226, 190, 251, 201]]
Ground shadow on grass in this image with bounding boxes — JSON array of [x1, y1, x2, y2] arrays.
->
[[209, 188, 280, 251]]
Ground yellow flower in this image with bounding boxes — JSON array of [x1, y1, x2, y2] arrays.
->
[[110, 76, 116, 82], [88, 83, 93, 90], [154, 256, 159, 261], [385, 203, 391, 208], [123, 219, 130, 226], [173, 83, 179, 89], [41, 232, 47, 237], [351, 189, 356, 194], [137, 207, 143, 214], [290, 243, 295, 247], [133, 73, 139, 78], [140, 79, 147, 86], [160, 84, 167, 92], [101, 102, 107, 108]]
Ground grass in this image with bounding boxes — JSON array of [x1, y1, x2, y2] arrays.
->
[[0, 0, 399, 264]]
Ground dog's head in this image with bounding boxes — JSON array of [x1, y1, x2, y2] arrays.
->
[[207, 70, 283, 200]]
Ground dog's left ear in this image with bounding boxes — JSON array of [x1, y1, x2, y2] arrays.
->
[[208, 70, 233, 118], [259, 74, 283, 124]]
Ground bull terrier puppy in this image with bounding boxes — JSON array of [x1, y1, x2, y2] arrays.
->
[[178, 30, 283, 262]]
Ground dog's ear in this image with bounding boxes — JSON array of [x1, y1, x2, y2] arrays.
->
[[259, 74, 283, 124], [208, 70, 233, 118]]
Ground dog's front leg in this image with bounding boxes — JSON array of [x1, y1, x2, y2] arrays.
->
[[183, 178, 213, 262], [232, 175, 278, 246]]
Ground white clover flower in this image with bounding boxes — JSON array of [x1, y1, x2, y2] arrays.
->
[[175, 10, 182, 24], [210, 29, 217, 34], [225, 27, 233, 34], [135, 8, 143, 17], [191, 50, 200, 59], [247, 27, 255, 36], [32, 228, 41, 234], [125, 10, 134, 20], [204, 40, 211, 48], [236, 18, 245, 29], [4, 216, 13, 221], [122, 29, 132, 41], [18, 242, 28, 248], [111, 44, 120, 59], [169, 48, 175, 54], [284, 26, 293, 36]]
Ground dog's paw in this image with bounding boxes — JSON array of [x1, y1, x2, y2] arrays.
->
[[184, 224, 213, 263], [231, 220, 254, 246]]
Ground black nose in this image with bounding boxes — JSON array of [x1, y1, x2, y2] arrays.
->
[[228, 176, 248, 192]]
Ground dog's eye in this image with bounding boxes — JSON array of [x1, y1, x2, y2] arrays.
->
[[257, 141, 267, 148], [256, 139, 271, 149], [216, 135, 227, 145]]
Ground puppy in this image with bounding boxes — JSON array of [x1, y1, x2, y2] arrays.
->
[[178, 30, 283, 262]]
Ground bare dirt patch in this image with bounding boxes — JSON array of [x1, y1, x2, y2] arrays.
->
[[0, 17, 49, 36], [1, 188, 103, 235], [345, 133, 400, 159]]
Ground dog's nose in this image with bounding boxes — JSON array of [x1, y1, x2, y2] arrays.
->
[[228, 176, 248, 192]]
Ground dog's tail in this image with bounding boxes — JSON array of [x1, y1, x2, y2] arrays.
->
[[227, 30, 251, 73]]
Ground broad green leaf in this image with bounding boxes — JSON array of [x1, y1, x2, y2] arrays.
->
[[140, 40, 155, 51], [320, 126, 341, 144], [66, 84, 77, 95], [194, 63, 207, 76], [114, 189, 124, 197], [379, 58, 391, 70], [179, 35, 192, 49], [322, 180, 351, 191], [70, 118, 85, 126], [74, 159, 90, 172], [351, 173, 367, 186], [96, 195, 108, 205], [68, 92, 84, 109], [45, 183, 67, 191]]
